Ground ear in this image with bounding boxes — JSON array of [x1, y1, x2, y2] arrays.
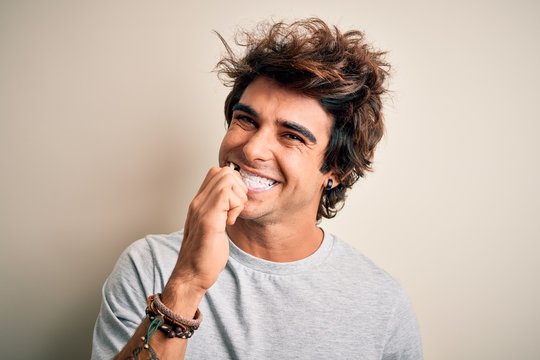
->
[[324, 173, 339, 191]]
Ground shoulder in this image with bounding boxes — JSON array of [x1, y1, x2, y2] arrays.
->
[[324, 233, 412, 322], [326, 233, 402, 292], [122, 229, 183, 261], [324, 234, 423, 358], [105, 230, 184, 297], [99, 230, 185, 324], [91, 231, 185, 359], [117, 230, 183, 271]]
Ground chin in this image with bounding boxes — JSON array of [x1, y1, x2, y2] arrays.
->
[[237, 205, 273, 223], [238, 210, 264, 221]]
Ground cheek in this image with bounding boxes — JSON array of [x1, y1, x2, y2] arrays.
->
[[222, 127, 242, 145], [218, 129, 244, 159], [218, 132, 232, 160], [282, 154, 324, 181]]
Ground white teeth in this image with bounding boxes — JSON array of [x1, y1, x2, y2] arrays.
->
[[238, 169, 277, 190], [226, 162, 277, 190]]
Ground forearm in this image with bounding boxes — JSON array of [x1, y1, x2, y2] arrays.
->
[[113, 317, 188, 360], [114, 282, 205, 360]]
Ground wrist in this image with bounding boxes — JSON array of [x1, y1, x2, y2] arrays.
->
[[161, 279, 206, 318]]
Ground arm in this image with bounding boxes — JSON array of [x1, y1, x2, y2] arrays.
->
[[112, 284, 205, 360], [94, 166, 247, 360]]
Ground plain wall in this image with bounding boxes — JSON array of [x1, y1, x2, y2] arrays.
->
[[1, 1, 539, 359]]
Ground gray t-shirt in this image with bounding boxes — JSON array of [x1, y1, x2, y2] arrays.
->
[[91, 230, 423, 359]]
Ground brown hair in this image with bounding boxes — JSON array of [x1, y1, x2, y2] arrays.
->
[[216, 18, 390, 220]]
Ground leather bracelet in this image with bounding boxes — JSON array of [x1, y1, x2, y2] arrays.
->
[[153, 293, 202, 328], [146, 294, 202, 339]]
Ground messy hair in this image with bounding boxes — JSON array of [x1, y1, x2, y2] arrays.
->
[[215, 18, 390, 220]]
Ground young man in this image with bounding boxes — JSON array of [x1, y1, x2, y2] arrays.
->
[[92, 18, 423, 359]]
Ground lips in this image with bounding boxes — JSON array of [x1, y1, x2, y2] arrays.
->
[[227, 162, 278, 191]]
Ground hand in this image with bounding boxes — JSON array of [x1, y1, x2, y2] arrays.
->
[[168, 166, 248, 295]]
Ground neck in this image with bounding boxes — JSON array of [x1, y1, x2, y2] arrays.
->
[[226, 218, 323, 262]]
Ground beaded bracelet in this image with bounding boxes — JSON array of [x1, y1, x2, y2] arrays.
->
[[146, 294, 202, 339]]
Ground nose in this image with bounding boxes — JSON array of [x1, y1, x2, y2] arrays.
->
[[242, 128, 274, 163]]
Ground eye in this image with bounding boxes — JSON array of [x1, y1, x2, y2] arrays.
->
[[283, 133, 305, 143], [232, 113, 257, 129]]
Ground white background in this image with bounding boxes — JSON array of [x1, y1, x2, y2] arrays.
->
[[1, 0, 539, 359]]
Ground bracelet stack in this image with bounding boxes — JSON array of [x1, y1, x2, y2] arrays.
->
[[146, 293, 202, 339]]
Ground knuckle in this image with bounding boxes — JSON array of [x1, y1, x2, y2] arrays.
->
[[190, 197, 202, 211], [207, 166, 221, 176]]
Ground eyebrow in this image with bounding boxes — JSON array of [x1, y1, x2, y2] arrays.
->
[[232, 103, 318, 144], [280, 120, 317, 144], [232, 103, 258, 117]]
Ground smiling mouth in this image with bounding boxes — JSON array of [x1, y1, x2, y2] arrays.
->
[[228, 162, 278, 191]]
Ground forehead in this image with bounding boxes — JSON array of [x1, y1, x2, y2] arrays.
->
[[238, 77, 334, 138]]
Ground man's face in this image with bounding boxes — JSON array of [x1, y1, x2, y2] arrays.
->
[[218, 76, 334, 224]]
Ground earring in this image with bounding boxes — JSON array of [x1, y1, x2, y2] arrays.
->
[[325, 179, 333, 191]]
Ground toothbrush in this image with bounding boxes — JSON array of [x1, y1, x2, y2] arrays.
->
[[228, 162, 240, 172]]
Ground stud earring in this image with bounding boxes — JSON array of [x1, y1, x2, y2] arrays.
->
[[325, 179, 333, 191]]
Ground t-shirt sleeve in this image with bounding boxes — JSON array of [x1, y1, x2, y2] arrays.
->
[[90, 238, 155, 360], [382, 287, 424, 360]]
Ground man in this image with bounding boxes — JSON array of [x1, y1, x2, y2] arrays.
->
[[91, 18, 423, 359]]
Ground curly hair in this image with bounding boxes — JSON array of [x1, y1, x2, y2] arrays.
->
[[215, 18, 390, 220]]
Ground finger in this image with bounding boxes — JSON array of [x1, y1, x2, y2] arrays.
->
[[198, 166, 246, 196], [220, 165, 247, 193], [227, 200, 245, 225], [188, 167, 248, 229], [196, 166, 222, 194], [193, 173, 245, 218]]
